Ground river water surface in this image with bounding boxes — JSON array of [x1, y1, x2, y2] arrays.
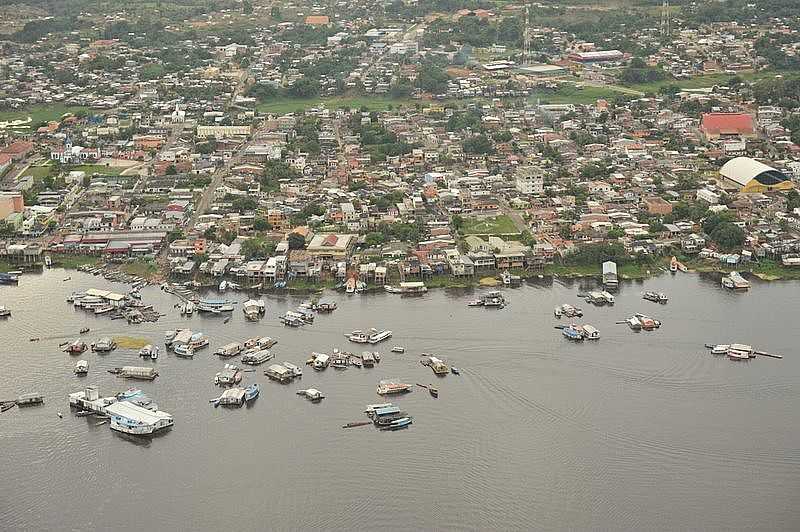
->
[[1, 269, 799, 531]]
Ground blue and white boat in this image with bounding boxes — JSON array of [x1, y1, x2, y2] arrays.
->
[[388, 416, 413, 430], [562, 325, 584, 341], [244, 383, 260, 402]]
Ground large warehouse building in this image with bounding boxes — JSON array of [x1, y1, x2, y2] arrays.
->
[[718, 157, 794, 193]]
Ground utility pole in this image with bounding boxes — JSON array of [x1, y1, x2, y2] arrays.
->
[[522, 2, 531, 65], [660, 0, 671, 39]]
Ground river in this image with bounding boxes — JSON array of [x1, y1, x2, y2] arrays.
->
[[1, 269, 799, 531]]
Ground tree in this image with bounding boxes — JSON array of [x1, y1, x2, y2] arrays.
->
[[167, 229, 184, 243], [288, 77, 319, 98], [241, 237, 275, 259], [451, 214, 464, 232], [416, 63, 449, 94], [288, 232, 306, 250], [607, 227, 625, 239], [710, 222, 745, 249], [253, 217, 272, 232], [203, 227, 217, 240], [463, 134, 495, 155], [165, 164, 177, 175], [786, 189, 800, 212], [702, 211, 736, 236], [230, 196, 257, 214], [365, 232, 385, 247]]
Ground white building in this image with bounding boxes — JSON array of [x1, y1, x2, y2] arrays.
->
[[515, 165, 544, 195]]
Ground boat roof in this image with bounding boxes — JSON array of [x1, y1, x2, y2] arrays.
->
[[105, 401, 172, 423], [374, 406, 401, 416]]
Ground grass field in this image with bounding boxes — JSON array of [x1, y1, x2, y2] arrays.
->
[[529, 84, 624, 104], [257, 96, 415, 115], [0, 104, 88, 127], [624, 70, 786, 94], [21, 166, 55, 179], [461, 215, 519, 235]]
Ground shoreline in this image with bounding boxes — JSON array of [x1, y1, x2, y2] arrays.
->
[[4, 256, 800, 290]]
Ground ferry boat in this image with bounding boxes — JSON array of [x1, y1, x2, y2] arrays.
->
[[256, 336, 278, 349], [348, 330, 369, 343], [377, 380, 412, 395], [214, 364, 243, 386], [0, 272, 19, 285], [174, 344, 194, 358], [365, 402, 394, 415], [727, 343, 754, 361], [581, 325, 600, 340], [106, 402, 173, 435], [164, 330, 178, 346], [709, 344, 730, 355], [297, 388, 324, 402], [481, 291, 506, 308], [643, 291, 668, 303], [722, 271, 750, 290], [241, 349, 273, 365], [316, 298, 337, 312], [74, 360, 89, 375], [368, 329, 392, 344], [586, 291, 615, 306], [282, 362, 303, 378], [138, 345, 154, 358], [189, 333, 209, 350], [92, 337, 117, 352], [391, 346, 405, 353], [243, 299, 266, 321], [387, 416, 412, 430]]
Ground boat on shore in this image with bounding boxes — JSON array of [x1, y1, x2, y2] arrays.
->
[[722, 271, 750, 290]]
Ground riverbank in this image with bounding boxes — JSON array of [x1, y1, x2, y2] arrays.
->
[[5, 255, 800, 289]]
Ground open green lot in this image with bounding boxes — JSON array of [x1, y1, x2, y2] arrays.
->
[[461, 215, 519, 235], [624, 69, 787, 94], [257, 96, 415, 115], [21, 165, 55, 179], [0, 104, 88, 127]]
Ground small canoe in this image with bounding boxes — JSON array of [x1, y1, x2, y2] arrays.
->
[[1, 402, 16, 413]]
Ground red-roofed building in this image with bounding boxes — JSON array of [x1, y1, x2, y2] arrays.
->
[[1, 141, 34, 161], [305, 15, 330, 26], [700, 113, 756, 140]]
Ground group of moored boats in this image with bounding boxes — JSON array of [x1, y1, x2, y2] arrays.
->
[[705, 343, 783, 361], [346, 328, 392, 344], [624, 313, 662, 331], [468, 291, 506, 309], [558, 323, 600, 341]]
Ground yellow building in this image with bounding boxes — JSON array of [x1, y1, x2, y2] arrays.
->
[[718, 157, 794, 193]]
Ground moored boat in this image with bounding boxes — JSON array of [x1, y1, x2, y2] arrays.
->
[[74, 360, 89, 375], [377, 379, 412, 395]]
